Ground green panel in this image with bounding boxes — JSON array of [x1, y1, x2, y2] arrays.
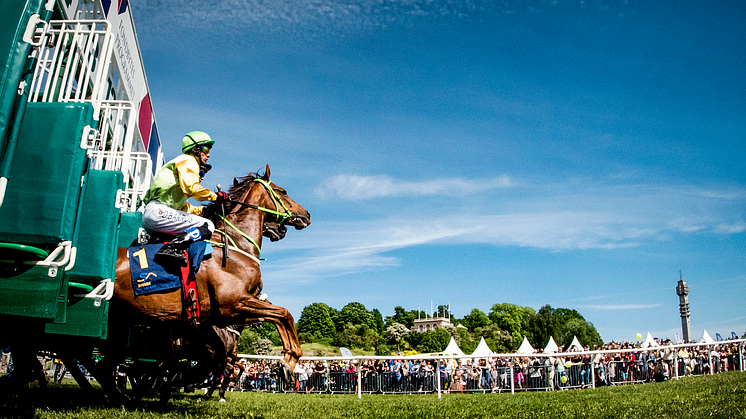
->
[[118, 211, 143, 248], [0, 0, 43, 148], [0, 265, 67, 319], [0, 102, 92, 250], [44, 298, 109, 339], [69, 169, 123, 282]]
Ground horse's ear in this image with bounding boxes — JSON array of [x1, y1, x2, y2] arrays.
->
[[233, 178, 239, 187], [263, 164, 271, 181]]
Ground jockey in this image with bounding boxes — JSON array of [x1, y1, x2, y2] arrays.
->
[[142, 131, 228, 266]]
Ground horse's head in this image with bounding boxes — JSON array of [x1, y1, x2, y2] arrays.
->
[[229, 164, 311, 232], [263, 222, 287, 242]]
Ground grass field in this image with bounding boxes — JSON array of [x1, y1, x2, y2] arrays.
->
[[1, 372, 745, 419]]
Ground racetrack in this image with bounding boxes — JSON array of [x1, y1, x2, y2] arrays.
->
[[1, 372, 744, 419]]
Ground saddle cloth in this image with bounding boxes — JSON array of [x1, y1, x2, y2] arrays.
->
[[128, 241, 208, 297]]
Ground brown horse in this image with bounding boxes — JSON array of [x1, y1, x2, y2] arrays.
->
[[100, 165, 309, 399]]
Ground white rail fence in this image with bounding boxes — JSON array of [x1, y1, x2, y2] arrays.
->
[[228, 339, 745, 398]]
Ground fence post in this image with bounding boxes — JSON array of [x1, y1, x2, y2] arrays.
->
[[357, 360, 362, 399], [326, 363, 331, 393], [591, 356, 596, 389], [709, 345, 714, 376], [510, 357, 515, 395], [436, 358, 441, 399], [740, 343, 744, 372]]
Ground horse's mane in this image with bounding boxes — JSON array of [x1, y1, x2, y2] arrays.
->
[[228, 172, 262, 200], [223, 171, 264, 214]]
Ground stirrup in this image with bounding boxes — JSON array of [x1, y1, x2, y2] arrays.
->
[[154, 246, 187, 267]]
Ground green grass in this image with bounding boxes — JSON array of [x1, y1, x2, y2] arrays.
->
[[1, 372, 745, 419]]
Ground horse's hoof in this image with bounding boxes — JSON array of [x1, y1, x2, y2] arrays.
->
[[219, 398, 226, 403]]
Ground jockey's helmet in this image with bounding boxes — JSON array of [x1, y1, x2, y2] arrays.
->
[[182, 131, 215, 154]]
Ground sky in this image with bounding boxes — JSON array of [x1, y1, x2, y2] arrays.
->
[[130, 0, 746, 344]]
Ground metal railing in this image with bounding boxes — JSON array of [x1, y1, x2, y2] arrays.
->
[[228, 338, 745, 398]]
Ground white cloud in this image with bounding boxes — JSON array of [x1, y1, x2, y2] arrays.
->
[[314, 174, 512, 200], [716, 222, 746, 234], [579, 304, 662, 310], [264, 177, 746, 284]]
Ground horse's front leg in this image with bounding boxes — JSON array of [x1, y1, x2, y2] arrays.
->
[[233, 297, 302, 371]]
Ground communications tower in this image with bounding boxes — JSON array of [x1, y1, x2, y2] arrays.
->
[[676, 271, 691, 342]]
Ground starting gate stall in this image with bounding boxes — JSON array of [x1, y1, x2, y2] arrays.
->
[[0, 0, 161, 361]]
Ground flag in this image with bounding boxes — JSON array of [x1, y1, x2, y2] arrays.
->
[[715, 333, 723, 342], [732, 332, 738, 339]]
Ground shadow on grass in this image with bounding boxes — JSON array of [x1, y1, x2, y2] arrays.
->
[[0, 378, 225, 418]]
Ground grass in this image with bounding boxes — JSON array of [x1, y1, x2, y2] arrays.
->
[[1, 372, 745, 419]]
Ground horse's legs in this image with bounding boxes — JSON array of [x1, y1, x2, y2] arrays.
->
[[236, 298, 302, 370], [60, 356, 94, 393]]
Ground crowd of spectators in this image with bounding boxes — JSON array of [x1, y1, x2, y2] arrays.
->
[[3, 338, 741, 396], [219, 338, 744, 394]]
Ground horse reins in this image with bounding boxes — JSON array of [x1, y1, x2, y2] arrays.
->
[[208, 179, 294, 267]]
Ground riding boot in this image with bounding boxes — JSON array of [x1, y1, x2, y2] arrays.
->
[[154, 233, 192, 267]]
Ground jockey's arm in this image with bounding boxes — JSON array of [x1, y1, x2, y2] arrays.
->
[[175, 157, 217, 203], [180, 201, 206, 217]]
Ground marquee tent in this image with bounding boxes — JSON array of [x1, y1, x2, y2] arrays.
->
[[700, 329, 715, 344], [567, 336, 583, 352], [443, 336, 465, 356], [544, 336, 559, 353], [517, 336, 534, 354], [641, 332, 659, 348], [471, 337, 494, 357]]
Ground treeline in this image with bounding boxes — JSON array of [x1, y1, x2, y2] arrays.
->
[[269, 302, 604, 356]]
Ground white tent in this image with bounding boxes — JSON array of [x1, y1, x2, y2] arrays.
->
[[544, 336, 559, 353], [443, 336, 465, 356], [641, 332, 659, 348], [471, 337, 494, 357], [517, 336, 534, 354], [567, 336, 583, 352], [700, 329, 716, 344]]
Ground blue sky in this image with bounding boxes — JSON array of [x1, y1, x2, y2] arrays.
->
[[131, 0, 745, 344]]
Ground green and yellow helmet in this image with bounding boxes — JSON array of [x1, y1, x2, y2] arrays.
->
[[181, 131, 215, 154]]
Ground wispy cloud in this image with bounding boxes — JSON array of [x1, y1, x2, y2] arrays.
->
[[264, 176, 746, 285], [314, 174, 512, 200], [131, 0, 636, 40], [579, 304, 662, 310]]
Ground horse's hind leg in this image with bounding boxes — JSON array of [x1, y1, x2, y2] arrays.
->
[[236, 298, 302, 370]]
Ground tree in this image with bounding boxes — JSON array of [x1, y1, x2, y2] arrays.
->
[[461, 308, 492, 332], [334, 323, 379, 351], [530, 305, 559, 349], [253, 338, 273, 355], [436, 304, 451, 319], [561, 318, 603, 348], [385, 322, 409, 352], [237, 328, 260, 354], [296, 302, 336, 339], [339, 302, 375, 330], [474, 323, 513, 354], [385, 306, 418, 329], [371, 308, 385, 333], [416, 327, 452, 353], [489, 303, 536, 350]]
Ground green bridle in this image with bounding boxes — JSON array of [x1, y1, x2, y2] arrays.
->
[[210, 178, 294, 259]]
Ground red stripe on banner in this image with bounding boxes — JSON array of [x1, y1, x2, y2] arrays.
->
[[139, 94, 153, 150]]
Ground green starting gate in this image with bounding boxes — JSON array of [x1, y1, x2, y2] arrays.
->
[[0, 0, 162, 342]]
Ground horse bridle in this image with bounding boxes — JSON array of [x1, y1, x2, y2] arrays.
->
[[220, 179, 293, 224], [210, 179, 294, 265]]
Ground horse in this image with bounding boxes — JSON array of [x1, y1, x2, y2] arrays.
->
[[200, 324, 244, 402], [89, 165, 310, 401]]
